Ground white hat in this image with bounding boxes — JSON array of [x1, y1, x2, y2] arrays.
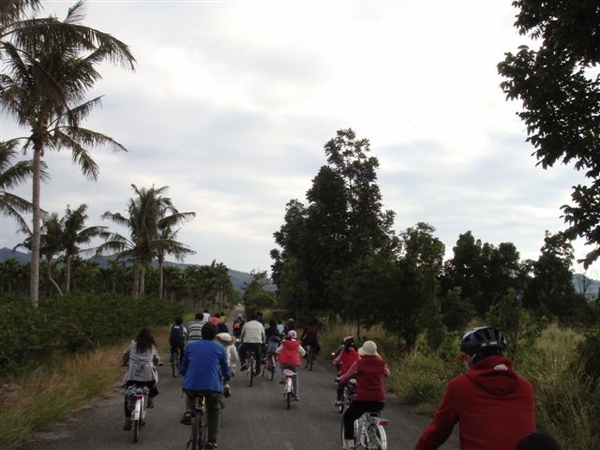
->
[[215, 332, 235, 346], [358, 340, 379, 357]]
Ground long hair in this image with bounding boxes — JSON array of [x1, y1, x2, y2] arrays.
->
[[135, 328, 156, 353]]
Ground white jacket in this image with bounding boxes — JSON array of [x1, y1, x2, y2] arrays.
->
[[240, 320, 265, 344]]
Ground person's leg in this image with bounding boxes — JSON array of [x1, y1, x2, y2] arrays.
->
[[255, 343, 262, 374], [343, 401, 366, 442], [239, 343, 247, 367], [205, 391, 222, 445]]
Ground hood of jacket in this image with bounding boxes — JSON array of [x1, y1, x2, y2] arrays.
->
[[465, 355, 520, 396]]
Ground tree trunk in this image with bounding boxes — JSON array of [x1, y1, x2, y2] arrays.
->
[[158, 259, 164, 300], [65, 256, 72, 293], [29, 147, 42, 307]]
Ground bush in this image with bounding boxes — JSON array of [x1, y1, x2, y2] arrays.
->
[[0, 294, 184, 376]]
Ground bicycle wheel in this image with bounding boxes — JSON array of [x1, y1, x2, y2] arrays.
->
[[248, 357, 254, 387], [369, 423, 387, 450], [132, 398, 142, 443], [304, 346, 311, 369], [286, 391, 291, 409], [268, 359, 275, 381], [171, 350, 179, 378], [337, 390, 345, 414]]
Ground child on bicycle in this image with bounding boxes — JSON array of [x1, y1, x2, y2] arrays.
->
[[276, 330, 306, 401], [169, 317, 187, 363], [332, 335, 360, 407]]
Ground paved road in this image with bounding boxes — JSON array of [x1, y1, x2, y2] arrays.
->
[[21, 320, 460, 449]]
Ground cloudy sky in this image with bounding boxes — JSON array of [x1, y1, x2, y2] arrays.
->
[[1, 0, 596, 277]]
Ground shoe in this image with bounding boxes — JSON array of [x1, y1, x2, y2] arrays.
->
[[205, 442, 218, 449], [180, 411, 192, 425], [293, 395, 300, 401], [223, 383, 231, 398], [147, 398, 154, 408], [279, 379, 285, 384], [335, 400, 342, 406], [240, 364, 248, 371], [123, 419, 132, 430]]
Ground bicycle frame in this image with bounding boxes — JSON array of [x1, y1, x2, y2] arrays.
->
[[187, 393, 207, 450], [283, 368, 297, 409]]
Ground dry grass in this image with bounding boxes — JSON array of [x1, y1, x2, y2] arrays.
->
[[0, 327, 170, 450]]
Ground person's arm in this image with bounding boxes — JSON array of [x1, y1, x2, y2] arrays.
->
[[298, 344, 306, 357], [415, 384, 458, 450], [337, 360, 358, 384], [220, 350, 232, 382]]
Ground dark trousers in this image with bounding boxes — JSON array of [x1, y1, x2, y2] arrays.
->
[[342, 400, 384, 440], [184, 390, 222, 444], [239, 342, 262, 374]]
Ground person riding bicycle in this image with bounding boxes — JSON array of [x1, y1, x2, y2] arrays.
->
[[168, 317, 187, 363], [239, 313, 266, 375], [300, 319, 320, 356], [337, 340, 389, 450], [414, 325, 535, 450], [264, 319, 282, 370], [215, 331, 238, 397], [122, 328, 162, 430], [332, 335, 360, 407], [180, 322, 232, 450], [232, 314, 245, 339], [276, 330, 306, 400], [187, 312, 205, 341]]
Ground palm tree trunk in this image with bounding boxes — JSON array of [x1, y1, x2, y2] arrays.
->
[[47, 261, 63, 295], [65, 256, 72, 293], [158, 260, 164, 300], [29, 147, 42, 307]]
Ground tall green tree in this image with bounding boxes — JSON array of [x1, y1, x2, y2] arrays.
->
[[62, 203, 108, 293], [271, 129, 397, 315], [99, 184, 194, 299], [0, 1, 136, 306], [0, 141, 40, 231], [498, 0, 600, 267]]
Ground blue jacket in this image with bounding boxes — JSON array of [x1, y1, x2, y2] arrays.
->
[[181, 339, 231, 392]]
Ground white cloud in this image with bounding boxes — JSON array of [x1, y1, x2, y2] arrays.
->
[[1, 0, 598, 276]]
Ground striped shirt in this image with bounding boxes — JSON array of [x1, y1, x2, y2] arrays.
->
[[187, 320, 205, 341]]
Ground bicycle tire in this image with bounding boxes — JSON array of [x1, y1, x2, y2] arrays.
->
[[191, 410, 207, 450], [248, 357, 254, 387], [309, 348, 314, 371], [268, 358, 275, 381], [369, 423, 387, 450], [304, 346, 311, 369], [171, 350, 179, 378], [132, 397, 142, 443], [286, 391, 291, 409]]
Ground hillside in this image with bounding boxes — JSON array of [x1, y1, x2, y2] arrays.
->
[[0, 247, 276, 294]]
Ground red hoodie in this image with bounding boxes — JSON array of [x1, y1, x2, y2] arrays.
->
[[415, 355, 535, 450]]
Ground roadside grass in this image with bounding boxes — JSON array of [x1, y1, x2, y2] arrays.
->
[[0, 329, 171, 450], [320, 321, 597, 449]]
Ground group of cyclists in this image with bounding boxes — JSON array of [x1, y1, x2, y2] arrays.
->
[[121, 312, 560, 450]]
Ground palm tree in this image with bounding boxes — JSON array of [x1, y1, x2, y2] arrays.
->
[[62, 203, 108, 293], [0, 140, 40, 231], [99, 184, 196, 299], [0, 1, 136, 307]]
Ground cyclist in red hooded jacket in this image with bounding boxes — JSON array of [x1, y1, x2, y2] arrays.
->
[[415, 326, 535, 450]]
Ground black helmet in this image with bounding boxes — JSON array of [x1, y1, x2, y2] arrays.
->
[[460, 326, 506, 355]]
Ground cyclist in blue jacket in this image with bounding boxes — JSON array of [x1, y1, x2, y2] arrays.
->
[[180, 322, 232, 450]]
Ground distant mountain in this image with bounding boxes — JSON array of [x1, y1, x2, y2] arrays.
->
[[0, 247, 275, 295]]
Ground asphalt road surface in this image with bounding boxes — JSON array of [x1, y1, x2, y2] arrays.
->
[[21, 319, 459, 449]]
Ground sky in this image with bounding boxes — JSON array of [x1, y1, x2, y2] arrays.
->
[[1, 0, 598, 277]]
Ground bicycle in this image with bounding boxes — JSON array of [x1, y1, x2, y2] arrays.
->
[[304, 345, 315, 371], [340, 410, 388, 450], [282, 368, 297, 409], [262, 352, 277, 381], [125, 384, 149, 443], [186, 393, 207, 450], [337, 378, 357, 414], [171, 347, 181, 378]]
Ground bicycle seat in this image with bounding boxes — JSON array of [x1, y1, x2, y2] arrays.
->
[[283, 369, 297, 377]]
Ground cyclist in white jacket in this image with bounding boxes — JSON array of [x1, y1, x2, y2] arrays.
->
[[239, 313, 265, 375]]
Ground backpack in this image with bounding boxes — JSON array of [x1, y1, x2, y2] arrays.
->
[[169, 325, 185, 345]]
